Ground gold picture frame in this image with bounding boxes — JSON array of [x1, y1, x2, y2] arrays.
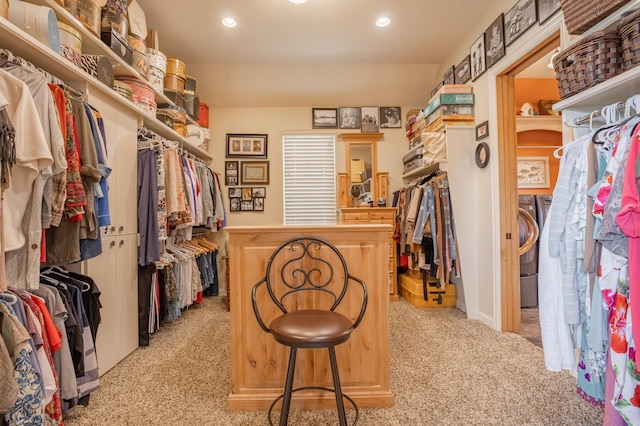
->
[[240, 161, 270, 185]]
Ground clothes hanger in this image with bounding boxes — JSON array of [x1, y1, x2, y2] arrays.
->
[[0, 291, 18, 304]]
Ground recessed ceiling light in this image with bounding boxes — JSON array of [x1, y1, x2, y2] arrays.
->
[[376, 17, 391, 27], [289, 0, 307, 4], [222, 17, 237, 28]]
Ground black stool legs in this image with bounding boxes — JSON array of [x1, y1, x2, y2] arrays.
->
[[268, 345, 358, 426], [328, 346, 348, 426], [279, 347, 298, 426]]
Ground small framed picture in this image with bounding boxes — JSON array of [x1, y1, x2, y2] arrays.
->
[[242, 187, 253, 201], [470, 33, 486, 81], [226, 134, 268, 158], [454, 55, 471, 84], [240, 161, 270, 185], [485, 14, 505, 69], [312, 108, 338, 129], [225, 161, 238, 186], [537, 0, 561, 25], [379, 107, 402, 128], [252, 187, 266, 198], [475, 142, 490, 168], [476, 120, 489, 140], [241, 200, 254, 211], [361, 106, 379, 133], [229, 198, 241, 212], [505, 0, 537, 47], [443, 66, 455, 85], [517, 156, 550, 188], [228, 187, 242, 198], [339, 107, 362, 129], [253, 197, 264, 211]]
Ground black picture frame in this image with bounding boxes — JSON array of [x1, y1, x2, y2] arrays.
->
[[485, 14, 505, 69], [443, 66, 455, 85], [339, 107, 362, 129], [226, 134, 268, 158], [476, 120, 489, 140], [454, 56, 471, 84], [252, 187, 266, 198], [225, 161, 239, 186], [475, 142, 490, 168], [470, 33, 486, 81], [361, 106, 379, 133], [312, 108, 338, 129], [537, 0, 561, 25], [505, 0, 538, 47], [380, 107, 402, 128]]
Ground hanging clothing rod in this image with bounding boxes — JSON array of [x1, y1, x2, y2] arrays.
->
[[572, 101, 626, 126]]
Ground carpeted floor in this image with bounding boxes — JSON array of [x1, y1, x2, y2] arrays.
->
[[63, 296, 604, 426]]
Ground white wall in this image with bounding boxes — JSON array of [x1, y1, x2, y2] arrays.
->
[[434, 4, 564, 328], [207, 106, 411, 227]]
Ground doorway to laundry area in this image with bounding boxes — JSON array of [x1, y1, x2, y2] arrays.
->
[[495, 31, 561, 339]]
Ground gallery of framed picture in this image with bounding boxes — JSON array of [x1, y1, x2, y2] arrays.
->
[[433, 0, 561, 95], [225, 132, 270, 213], [314, 106, 402, 131], [228, 187, 266, 212]]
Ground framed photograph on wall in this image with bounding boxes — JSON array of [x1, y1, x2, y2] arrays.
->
[[537, 0, 561, 25], [361, 106, 379, 133], [312, 108, 338, 129], [517, 156, 550, 188], [443, 66, 455, 85], [225, 161, 238, 186], [226, 134, 268, 158], [470, 33, 486, 81], [504, 0, 537, 46], [475, 120, 489, 140], [339, 107, 361, 129], [455, 55, 471, 84], [380, 107, 402, 128], [240, 161, 270, 185], [485, 14, 505, 69]]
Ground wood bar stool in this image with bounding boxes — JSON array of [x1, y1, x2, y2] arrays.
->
[[251, 236, 368, 426]]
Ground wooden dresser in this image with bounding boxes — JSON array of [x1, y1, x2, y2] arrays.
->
[[341, 207, 398, 300]]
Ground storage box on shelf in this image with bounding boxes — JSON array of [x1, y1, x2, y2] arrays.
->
[[0, 7, 211, 159], [560, 0, 631, 35]]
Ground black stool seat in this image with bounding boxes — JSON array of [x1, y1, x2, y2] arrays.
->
[[270, 310, 353, 348]]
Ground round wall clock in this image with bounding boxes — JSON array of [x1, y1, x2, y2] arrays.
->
[[475, 142, 490, 168]]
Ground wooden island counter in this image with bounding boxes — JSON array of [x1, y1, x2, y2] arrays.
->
[[226, 225, 394, 411]]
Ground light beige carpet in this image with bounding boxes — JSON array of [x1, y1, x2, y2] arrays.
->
[[63, 296, 604, 425]]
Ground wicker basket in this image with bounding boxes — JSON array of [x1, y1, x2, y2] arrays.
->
[[561, 0, 630, 35], [618, 9, 640, 70], [553, 30, 623, 99]]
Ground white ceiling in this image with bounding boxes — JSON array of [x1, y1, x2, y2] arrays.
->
[[134, 0, 557, 107]]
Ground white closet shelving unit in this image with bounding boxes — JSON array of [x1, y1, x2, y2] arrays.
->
[[1, 5, 211, 374]]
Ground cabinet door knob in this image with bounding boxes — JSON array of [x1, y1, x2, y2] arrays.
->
[[110, 226, 116, 233], [119, 240, 125, 247], [119, 226, 124, 232], [110, 241, 116, 247]]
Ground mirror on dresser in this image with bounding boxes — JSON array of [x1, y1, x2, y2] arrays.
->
[[338, 132, 388, 208]]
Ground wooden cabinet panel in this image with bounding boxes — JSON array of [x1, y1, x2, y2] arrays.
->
[[226, 226, 394, 411]]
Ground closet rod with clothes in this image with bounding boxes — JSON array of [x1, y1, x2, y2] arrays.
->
[[538, 93, 640, 423], [136, 127, 224, 346]]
